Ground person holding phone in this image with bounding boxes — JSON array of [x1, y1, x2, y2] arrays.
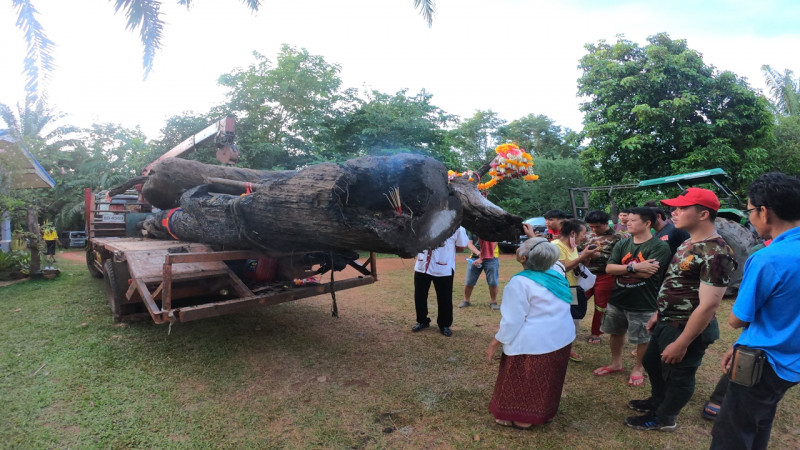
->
[[711, 173, 800, 449], [583, 210, 625, 345]]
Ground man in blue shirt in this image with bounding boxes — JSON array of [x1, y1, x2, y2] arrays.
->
[[711, 172, 800, 449]]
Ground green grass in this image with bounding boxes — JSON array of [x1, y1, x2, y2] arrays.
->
[[1, 250, 799, 448]]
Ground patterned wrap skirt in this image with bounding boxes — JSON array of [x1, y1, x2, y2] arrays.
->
[[489, 344, 572, 424]]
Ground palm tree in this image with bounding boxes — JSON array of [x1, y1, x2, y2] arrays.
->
[[761, 65, 800, 117], [12, 0, 436, 101]]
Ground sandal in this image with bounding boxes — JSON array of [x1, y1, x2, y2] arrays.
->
[[593, 366, 625, 376], [587, 336, 602, 344], [495, 419, 513, 427], [569, 351, 583, 362], [511, 422, 533, 430], [702, 401, 720, 420], [628, 374, 646, 387]]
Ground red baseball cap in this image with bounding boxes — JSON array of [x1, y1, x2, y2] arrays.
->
[[660, 187, 721, 211]]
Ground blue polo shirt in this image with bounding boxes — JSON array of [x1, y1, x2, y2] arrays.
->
[[733, 226, 800, 382]]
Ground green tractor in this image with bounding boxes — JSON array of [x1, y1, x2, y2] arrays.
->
[[568, 168, 759, 295]]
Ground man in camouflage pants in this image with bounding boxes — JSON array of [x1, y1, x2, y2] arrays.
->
[[625, 188, 736, 431]]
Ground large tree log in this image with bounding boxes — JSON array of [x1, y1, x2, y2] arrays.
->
[[121, 154, 524, 257], [139, 154, 463, 257]]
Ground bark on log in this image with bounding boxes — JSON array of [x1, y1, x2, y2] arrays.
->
[[450, 178, 523, 242], [139, 154, 463, 258]]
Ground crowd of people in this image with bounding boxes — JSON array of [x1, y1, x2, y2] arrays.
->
[[410, 172, 800, 448]]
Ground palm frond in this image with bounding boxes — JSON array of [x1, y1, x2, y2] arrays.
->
[[0, 103, 21, 138], [239, 0, 260, 10], [111, 0, 165, 79], [761, 64, 800, 117], [412, 0, 435, 26], [12, 0, 55, 103]]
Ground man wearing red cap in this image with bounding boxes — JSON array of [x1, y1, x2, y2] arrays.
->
[[626, 188, 736, 431]]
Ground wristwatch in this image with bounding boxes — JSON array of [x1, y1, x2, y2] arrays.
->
[[627, 263, 636, 273]]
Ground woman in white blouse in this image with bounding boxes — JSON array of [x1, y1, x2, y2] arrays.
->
[[485, 237, 575, 429]]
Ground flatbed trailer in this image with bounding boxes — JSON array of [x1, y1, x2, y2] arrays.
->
[[84, 188, 378, 324]]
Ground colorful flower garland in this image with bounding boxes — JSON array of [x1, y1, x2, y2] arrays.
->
[[450, 143, 539, 190]]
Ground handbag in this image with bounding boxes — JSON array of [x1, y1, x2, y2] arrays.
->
[[576, 264, 596, 291], [727, 345, 766, 387]]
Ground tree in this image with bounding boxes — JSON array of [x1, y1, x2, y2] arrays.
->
[[217, 46, 349, 169], [497, 114, 579, 160], [761, 65, 800, 117], [11, 0, 437, 100], [489, 157, 585, 219], [326, 88, 457, 163], [578, 33, 773, 194], [449, 110, 506, 170]]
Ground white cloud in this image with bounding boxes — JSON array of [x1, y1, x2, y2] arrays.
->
[[0, 0, 797, 140]]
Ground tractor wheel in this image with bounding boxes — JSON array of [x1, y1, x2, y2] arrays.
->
[[86, 248, 104, 278], [715, 217, 757, 296]]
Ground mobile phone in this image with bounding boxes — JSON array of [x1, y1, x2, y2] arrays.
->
[[586, 244, 598, 250]]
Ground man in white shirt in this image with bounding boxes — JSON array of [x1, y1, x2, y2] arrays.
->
[[413, 226, 470, 336]]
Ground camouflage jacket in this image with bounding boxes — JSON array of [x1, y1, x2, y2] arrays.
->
[[584, 228, 625, 275], [657, 236, 737, 322]]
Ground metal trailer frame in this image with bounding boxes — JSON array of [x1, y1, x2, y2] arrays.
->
[[85, 188, 378, 324]]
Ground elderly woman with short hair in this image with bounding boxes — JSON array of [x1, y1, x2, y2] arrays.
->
[[485, 237, 575, 429]]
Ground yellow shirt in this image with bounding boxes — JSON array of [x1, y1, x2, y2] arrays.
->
[[554, 239, 578, 286], [43, 229, 58, 241]]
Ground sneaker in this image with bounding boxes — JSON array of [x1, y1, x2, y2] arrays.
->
[[625, 411, 676, 432], [627, 398, 656, 413], [569, 351, 583, 362], [411, 322, 430, 332], [489, 302, 500, 310], [457, 301, 471, 308]]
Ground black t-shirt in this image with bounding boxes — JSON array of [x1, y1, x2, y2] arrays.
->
[[654, 222, 690, 256]]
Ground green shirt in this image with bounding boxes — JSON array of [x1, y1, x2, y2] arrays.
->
[[608, 236, 671, 312]]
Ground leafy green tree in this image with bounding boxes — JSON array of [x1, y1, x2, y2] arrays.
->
[[449, 110, 506, 170], [578, 33, 773, 194], [217, 46, 348, 169], [497, 114, 579, 160], [489, 157, 586, 218], [326, 88, 457, 163]]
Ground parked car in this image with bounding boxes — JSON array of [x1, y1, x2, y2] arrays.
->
[[498, 217, 546, 254], [67, 231, 87, 248]]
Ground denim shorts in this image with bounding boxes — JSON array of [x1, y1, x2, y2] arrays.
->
[[600, 303, 655, 344], [465, 257, 499, 287]]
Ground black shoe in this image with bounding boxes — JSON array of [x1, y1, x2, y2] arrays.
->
[[627, 398, 656, 413], [412, 322, 430, 332], [625, 411, 676, 432], [439, 327, 452, 337]]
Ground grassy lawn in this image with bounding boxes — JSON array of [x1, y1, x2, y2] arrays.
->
[[2, 250, 799, 449]]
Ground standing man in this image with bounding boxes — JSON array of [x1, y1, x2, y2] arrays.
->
[[592, 207, 671, 387], [626, 188, 736, 431], [583, 210, 625, 344], [614, 208, 632, 233], [459, 233, 500, 310], [542, 209, 567, 240], [413, 226, 469, 337], [644, 201, 690, 256], [711, 173, 800, 449]]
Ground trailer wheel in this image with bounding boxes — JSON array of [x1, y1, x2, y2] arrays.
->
[[86, 248, 104, 278], [103, 259, 128, 323], [715, 217, 758, 296]]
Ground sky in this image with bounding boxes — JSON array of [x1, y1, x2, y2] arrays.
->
[[1, 0, 799, 140]]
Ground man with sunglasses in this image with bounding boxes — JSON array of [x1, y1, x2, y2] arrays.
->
[[626, 188, 736, 431], [711, 173, 800, 449]]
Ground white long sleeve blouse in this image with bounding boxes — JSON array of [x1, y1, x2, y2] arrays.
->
[[494, 269, 576, 356]]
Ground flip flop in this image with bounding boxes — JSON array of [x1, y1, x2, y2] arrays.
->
[[593, 366, 625, 376], [495, 419, 513, 427], [628, 374, 646, 387], [511, 422, 534, 430], [587, 336, 602, 344], [702, 401, 720, 420]]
